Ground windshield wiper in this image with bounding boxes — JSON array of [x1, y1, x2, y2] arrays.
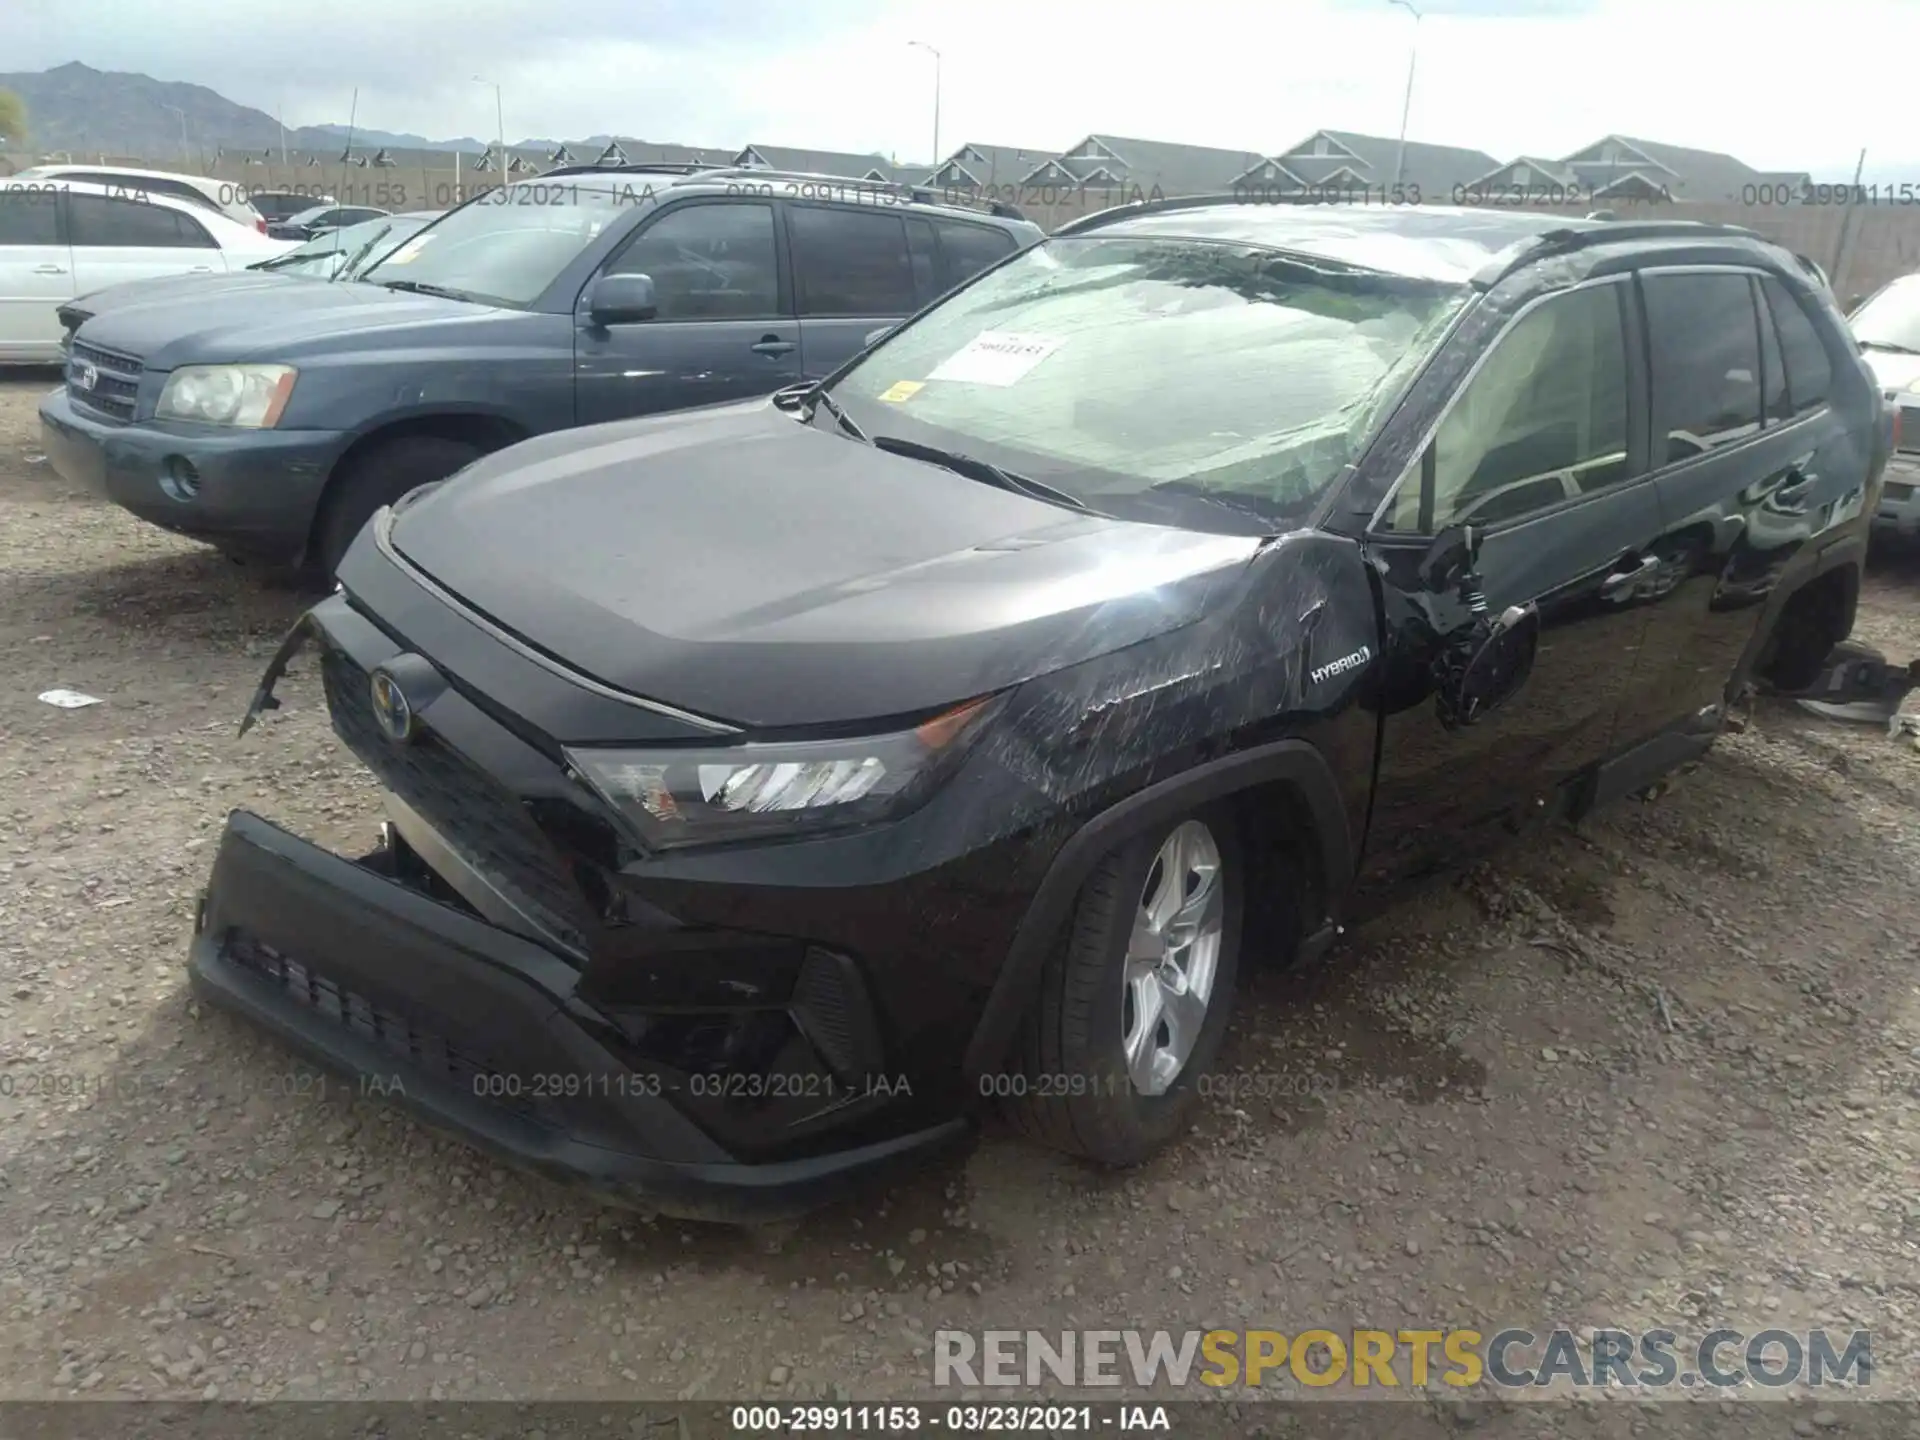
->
[[871, 435, 1096, 514], [1859, 338, 1920, 356], [377, 279, 475, 302], [808, 387, 868, 443], [332, 224, 392, 283]]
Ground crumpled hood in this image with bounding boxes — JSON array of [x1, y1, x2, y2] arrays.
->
[[388, 400, 1262, 728], [73, 280, 490, 371]]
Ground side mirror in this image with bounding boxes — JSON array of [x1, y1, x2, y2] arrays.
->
[[863, 325, 894, 349], [1437, 604, 1539, 730], [587, 273, 657, 325]]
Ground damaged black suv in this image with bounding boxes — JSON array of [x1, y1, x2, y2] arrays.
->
[[196, 199, 1888, 1219]]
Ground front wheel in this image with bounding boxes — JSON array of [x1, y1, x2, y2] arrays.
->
[[311, 435, 483, 579], [1005, 808, 1244, 1165]]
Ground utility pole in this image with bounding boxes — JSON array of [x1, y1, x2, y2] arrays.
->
[[1388, 0, 1421, 190], [474, 77, 506, 190], [163, 104, 190, 169]]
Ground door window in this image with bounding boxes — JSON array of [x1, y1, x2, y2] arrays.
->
[[786, 205, 916, 317], [1642, 271, 1763, 461], [0, 190, 61, 245], [1379, 281, 1632, 533], [68, 195, 216, 248], [933, 220, 1017, 291], [604, 202, 779, 320], [1760, 274, 1833, 419]]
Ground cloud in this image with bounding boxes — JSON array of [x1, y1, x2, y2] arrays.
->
[[1, 0, 1912, 175]]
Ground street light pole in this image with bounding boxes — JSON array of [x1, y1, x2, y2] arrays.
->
[[473, 76, 506, 189], [908, 41, 941, 169], [1389, 0, 1421, 190]]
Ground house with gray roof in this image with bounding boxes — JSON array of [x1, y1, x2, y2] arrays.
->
[[1018, 134, 1263, 196], [732, 143, 917, 183], [1230, 129, 1501, 197], [1465, 135, 1814, 203], [1554, 135, 1770, 201], [920, 143, 1056, 192]]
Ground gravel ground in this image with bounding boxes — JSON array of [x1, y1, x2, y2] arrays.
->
[[3, 371, 1920, 1430]]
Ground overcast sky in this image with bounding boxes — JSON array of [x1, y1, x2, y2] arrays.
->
[[2, 0, 1911, 178]]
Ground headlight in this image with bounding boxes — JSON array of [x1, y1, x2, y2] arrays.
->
[[155, 364, 297, 427], [564, 693, 1004, 851]]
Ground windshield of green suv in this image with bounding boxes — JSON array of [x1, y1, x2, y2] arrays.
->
[[829, 235, 1469, 532], [355, 179, 653, 306], [1852, 275, 1920, 354]]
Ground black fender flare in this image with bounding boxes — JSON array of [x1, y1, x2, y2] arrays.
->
[[961, 736, 1354, 1084], [1731, 529, 1865, 693]]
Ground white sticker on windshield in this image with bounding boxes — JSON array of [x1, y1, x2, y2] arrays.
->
[[927, 331, 1061, 386], [383, 234, 435, 265]]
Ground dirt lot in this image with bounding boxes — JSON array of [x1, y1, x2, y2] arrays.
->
[[3, 371, 1920, 1428]]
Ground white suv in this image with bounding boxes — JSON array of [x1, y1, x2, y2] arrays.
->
[[0, 179, 293, 362], [9, 164, 267, 233]]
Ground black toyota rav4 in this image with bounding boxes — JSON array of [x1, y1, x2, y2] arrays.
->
[[196, 200, 1888, 1220]]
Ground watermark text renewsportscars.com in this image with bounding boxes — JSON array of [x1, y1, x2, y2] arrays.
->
[[934, 1327, 1872, 1391]]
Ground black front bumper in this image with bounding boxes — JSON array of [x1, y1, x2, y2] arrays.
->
[[189, 810, 968, 1222]]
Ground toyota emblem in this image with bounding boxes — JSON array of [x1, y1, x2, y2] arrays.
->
[[368, 668, 414, 742]]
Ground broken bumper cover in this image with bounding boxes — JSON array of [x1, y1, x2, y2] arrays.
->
[[188, 810, 969, 1221]]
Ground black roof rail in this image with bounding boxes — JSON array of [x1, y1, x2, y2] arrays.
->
[[538, 161, 712, 178], [1477, 215, 1776, 286], [686, 167, 1028, 222]]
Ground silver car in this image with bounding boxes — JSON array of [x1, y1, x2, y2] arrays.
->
[[1851, 275, 1920, 537]]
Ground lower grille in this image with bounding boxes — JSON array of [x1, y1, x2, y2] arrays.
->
[[320, 648, 592, 954], [220, 931, 541, 1118], [67, 339, 143, 422]]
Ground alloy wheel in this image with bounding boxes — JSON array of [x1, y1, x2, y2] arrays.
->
[[1121, 819, 1224, 1096]]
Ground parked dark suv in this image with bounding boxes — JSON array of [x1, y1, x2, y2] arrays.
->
[[194, 200, 1886, 1220], [38, 168, 1041, 576]]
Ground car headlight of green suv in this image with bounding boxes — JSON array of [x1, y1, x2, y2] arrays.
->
[[155, 364, 298, 428]]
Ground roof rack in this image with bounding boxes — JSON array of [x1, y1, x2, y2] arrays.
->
[[538, 161, 715, 178], [1478, 216, 1774, 285], [687, 167, 1029, 222]]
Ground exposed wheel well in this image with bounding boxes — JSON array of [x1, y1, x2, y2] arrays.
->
[[305, 413, 529, 562], [1755, 561, 1859, 692], [1225, 779, 1328, 970]]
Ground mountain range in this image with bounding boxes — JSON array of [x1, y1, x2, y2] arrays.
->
[[0, 62, 652, 160]]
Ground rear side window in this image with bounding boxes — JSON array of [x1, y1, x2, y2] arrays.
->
[[0, 189, 61, 245], [68, 195, 216, 249], [1760, 275, 1833, 418], [934, 220, 1016, 290], [1379, 282, 1631, 533], [606, 201, 780, 320], [787, 205, 916, 318], [1643, 272, 1762, 461]]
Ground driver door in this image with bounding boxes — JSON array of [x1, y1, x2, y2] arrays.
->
[[1355, 274, 1667, 894], [573, 198, 800, 425]]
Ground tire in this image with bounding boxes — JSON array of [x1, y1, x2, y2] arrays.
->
[[1006, 806, 1246, 1165], [312, 435, 483, 579]]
